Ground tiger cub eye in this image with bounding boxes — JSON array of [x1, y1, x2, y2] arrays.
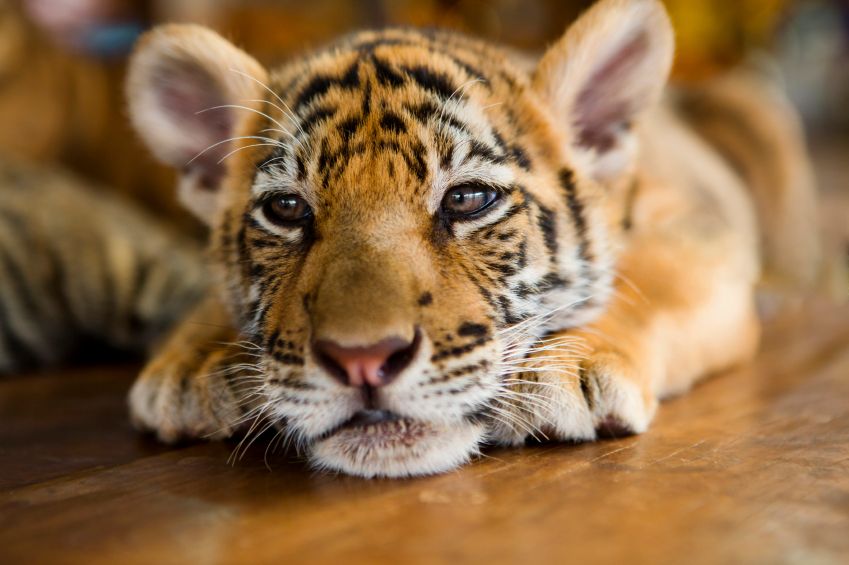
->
[[263, 194, 312, 225], [441, 184, 499, 218]]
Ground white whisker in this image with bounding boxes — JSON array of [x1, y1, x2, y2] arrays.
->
[[186, 135, 287, 166], [196, 103, 288, 133], [228, 67, 306, 138], [217, 143, 285, 165]]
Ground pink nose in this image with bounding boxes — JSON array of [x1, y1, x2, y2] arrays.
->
[[314, 332, 419, 387]]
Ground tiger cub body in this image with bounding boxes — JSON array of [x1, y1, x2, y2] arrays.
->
[[0, 159, 206, 373], [125, 0, 820, 477]]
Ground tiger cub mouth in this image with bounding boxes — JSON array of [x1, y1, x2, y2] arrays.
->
[[319, 409, 424, 444], [310, 408, 485, 478]]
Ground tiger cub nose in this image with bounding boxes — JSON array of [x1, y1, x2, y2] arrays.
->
[[314, 330, 420, 388]]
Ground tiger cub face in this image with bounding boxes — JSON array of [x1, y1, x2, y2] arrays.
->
[[128, 0, 673, 476]]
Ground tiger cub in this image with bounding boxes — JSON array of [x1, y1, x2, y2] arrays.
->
[[0, 158, 206, 373], [124, 0, 820, 477]]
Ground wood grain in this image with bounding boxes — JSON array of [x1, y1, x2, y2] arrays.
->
[[0, 301, 847, 565]]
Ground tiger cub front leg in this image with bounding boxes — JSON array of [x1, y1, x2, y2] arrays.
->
[[491, 240, 761, 445], [491, 321, 657, 445], [128, 295, 258, 443]]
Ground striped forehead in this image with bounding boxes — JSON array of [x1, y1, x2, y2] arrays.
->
[[251, 31, 530, 207]]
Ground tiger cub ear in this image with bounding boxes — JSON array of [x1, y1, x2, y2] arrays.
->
[[126, 24, 268, 224], [533, 0, 674, 183]]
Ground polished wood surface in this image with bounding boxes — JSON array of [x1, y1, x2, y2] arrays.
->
[[1, 300, 848, 565]]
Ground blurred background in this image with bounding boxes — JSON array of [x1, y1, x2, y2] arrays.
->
[[0, 0, 847, 231]]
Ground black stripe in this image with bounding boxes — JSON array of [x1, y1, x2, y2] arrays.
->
[[536, 202, 558, 256], [293, 61, 360, 110], [497, 294, 523, 325], [466, 141, 499, 164], [294, 75, 335, 110], [491, 130, 508, 154], [339, 61, 361, 88], [264, 329, 280, 352], [406, 101, 438, 124], [430, 335, 491, 362], [379, 112, 406, 134], [458, 261, 498, 309], [280, 376, 316, 391], [299, 106, 336, 134], [403, 140, 427, 182], [437, 132, 454, 170], [497, 200, 530, 224], [497, 229, 517, 241], [317, 138, 340, 186], [537, 272, 569, 293], [457, 322, 488, 337], [486, 257, 519, 280], [465, 201, 524, 241], [337, 116, 362, 142], [254, 299, 273, 331], [360, 79, 372, 117], [295, 151, 307, 180], [246, 216, 272, 233], [509, 144, 532, 170], [257, 274, 283, 303], [441, 113, 471, 134], [559, 168, 592, 262], [447, 56, 489, 86], [372, 55, 405, 87], [247, 236, 283, 249], [273, 351, 305, 366], [402, 65, 457, 100], [426, 360, 488, 384], [374, 139, 402, 153], [516, 238, 528, 269], [579, 365, 595, 410]]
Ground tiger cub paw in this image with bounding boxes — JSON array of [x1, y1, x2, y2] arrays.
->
[[128, 348, 250, 443], [572, 350, 658, 438], [488, 345, 658, 445]]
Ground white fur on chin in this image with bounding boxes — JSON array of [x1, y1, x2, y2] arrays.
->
[[308, 419, 486, 478]]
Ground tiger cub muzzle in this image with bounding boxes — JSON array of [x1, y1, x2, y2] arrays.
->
[[288, 241, 495, 478]]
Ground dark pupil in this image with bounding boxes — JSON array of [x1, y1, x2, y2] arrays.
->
[[271, 196, 305, 219], [448, 187, 491, 214]]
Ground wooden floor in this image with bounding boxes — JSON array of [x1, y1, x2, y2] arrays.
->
[[0, 301, 847, 564], [2, 139, 848, 564]]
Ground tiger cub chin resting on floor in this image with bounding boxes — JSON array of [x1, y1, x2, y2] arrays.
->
[[126, 0, 820, 478]]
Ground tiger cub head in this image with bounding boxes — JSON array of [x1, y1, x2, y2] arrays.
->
[[127, 0, 673, 477]]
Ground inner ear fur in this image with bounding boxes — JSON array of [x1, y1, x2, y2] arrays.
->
[[533, 0, 674, 182], [126, 24, 268, 223]]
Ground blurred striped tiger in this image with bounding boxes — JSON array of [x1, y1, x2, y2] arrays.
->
[[0, 158, 206, 374], [124, 0, 821, 477]]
